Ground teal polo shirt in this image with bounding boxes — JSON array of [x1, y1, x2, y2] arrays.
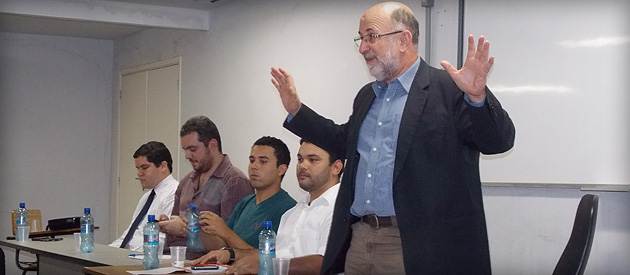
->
[[226, 188, 296, 247]]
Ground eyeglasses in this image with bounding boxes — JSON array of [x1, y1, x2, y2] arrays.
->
[[353, 30, 403, 47]]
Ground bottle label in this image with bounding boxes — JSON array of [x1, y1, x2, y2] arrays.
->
[[81, 224, 93, 234], [259, 243, 276, 254], [187, 222, 199, 232], [144, 233, 159, 245], [17, 216, 27, 226]]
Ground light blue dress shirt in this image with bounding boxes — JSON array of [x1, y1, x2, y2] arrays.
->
[[351, 58, 421, 217], [351, 58, 486, 217], [287, 58, 486, 217]]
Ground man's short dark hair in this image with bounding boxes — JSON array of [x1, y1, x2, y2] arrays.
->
[[180, 116, 222, 152], [253, 136, 290, 180], [133, 141, 173, 173], [391, 7, 419, 46], [299, 139, 344, 177]]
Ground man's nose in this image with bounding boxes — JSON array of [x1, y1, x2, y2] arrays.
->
[[359, 40, 369, 54]]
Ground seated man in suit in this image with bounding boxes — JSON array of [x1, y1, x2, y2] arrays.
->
[[191, 140, 343, 275], [109, 141, 179, 251], [196, 136, 296, 251]]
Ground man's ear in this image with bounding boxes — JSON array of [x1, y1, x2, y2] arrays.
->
[[331, 159, 343, 176], [277, 164, 288, 178], [208, 139, 218, 150], [159, 161, 168, 172], [399, 30, 413, 52]]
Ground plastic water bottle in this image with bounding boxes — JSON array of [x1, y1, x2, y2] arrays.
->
[[143, 215, 160, 269], [258, 221, 276, 275], [16, 203, 28, 226], [185, 203, 203, 251], [16, 203, 28, 241], [80, 208, 94, 253]]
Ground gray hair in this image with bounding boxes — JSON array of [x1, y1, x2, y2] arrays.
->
[[391, 8, 419, 46]]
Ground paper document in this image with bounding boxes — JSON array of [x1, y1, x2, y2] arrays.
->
[[127, 266, 227, 274], [129, 255, 172, 260]]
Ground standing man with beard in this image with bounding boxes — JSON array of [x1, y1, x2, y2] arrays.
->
[[270, 2, 515, 274], [158, 116, 254, 260]]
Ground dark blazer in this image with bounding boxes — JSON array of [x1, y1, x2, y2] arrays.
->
[[284, 59, 515, 274]]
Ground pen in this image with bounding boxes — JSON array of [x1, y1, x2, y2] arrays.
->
[[129, 253, 144, 257], [196, 263, 229, 267]]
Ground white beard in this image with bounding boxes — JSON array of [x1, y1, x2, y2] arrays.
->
[[365, 46, 400, 82]]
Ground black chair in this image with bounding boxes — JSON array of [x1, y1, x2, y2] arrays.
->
[[14, 252, 38, 275], [552, 194, 599, 275], [10, 209, 41, 275], [1, 247, 5, 275]]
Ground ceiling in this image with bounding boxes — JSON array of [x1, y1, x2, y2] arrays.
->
[[0, 13, 146, 40], [104, 0, 221, 10], [0, 0, 233, 40]]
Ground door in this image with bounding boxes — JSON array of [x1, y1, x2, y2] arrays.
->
[[116, 59, 180, 237]]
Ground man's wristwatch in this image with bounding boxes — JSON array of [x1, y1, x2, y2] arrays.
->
[[221, 247, 235, 265]]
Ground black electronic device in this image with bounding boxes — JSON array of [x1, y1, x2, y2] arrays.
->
[[191, 264, 219, 270], [32, 236, 63, 242], [47, 217, 80, 231]]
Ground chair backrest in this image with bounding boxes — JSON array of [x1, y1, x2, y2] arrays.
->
[[11, 209, 42, 235], [552, 194, 599, 275]]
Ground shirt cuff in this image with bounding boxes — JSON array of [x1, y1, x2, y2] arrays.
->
[[286, 113, 294, 123], [464, 94, 486, 107]]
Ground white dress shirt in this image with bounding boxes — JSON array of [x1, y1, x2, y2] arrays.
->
[[276, 184, 340, 258], [110, 174, 179, 251]]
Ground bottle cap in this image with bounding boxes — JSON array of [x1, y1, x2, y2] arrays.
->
[[263, 221, 272, 229], [189, 203, 196, 211], [84, 208, 91, 214], [148, 215, 155, 222], [19, 203, 25, 208]]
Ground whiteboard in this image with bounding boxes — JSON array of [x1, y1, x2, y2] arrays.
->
[[464, 0, 630, 189]]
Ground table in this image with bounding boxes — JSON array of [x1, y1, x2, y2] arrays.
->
[[6, 226, 100, 240], [84, 263, 190, 275], [0, 235, 140, 275]]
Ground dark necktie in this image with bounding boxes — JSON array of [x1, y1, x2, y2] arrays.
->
[[120, 189, 156, 248]]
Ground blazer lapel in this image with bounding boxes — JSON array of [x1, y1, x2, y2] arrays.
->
[[348, 87, 376, 148], [393, 60, 431, 184]]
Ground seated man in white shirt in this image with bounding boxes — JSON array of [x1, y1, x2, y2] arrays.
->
[[110, 141, 180, 251], [191, 139, 343, 274]]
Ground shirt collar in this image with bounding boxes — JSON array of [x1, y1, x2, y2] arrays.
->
[[212, 154, 231, 178], [188, 154, 231, 180], [152, 174, 174, 193], [299, 183, 340, 207], [372, 57, 421, 95]]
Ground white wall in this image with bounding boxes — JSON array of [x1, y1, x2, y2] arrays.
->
[[111, 0, 418, 237], [0, 32, 113, 273], [1, 0, 626, 273], [428, 1, 630, 274], [468, 0, 630, 187], [483, 187, 630, 274], [113, 0, 426, 202], [113, 0, 629, 273]]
